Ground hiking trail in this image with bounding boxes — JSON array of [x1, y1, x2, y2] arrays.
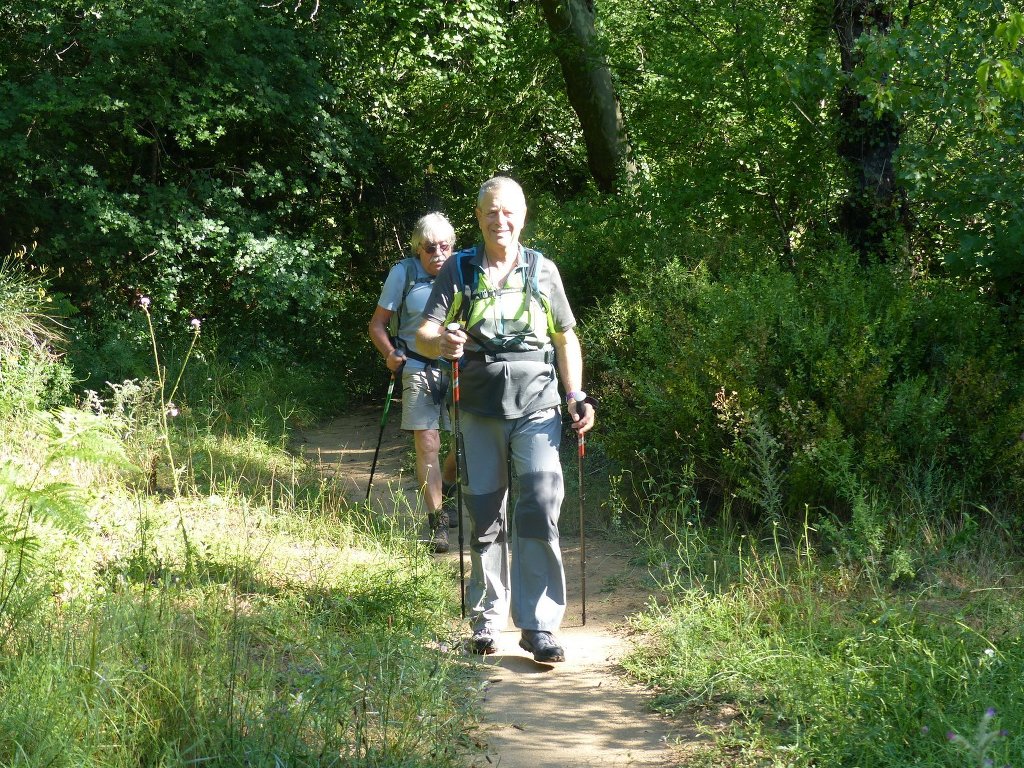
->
[[296, 404, 699, 767]]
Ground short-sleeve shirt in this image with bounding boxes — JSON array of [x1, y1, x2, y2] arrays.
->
[[421, 245, 576, 418], [376, 258, 436, 372]]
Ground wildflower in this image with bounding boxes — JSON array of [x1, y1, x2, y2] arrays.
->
[[167, 402, 179, 417], [920, 726, 929, 735], [139, 296, 151, 309], [984, 648, 995, 658], [985, 707, 997, 719], [190, 318, 201, 331]]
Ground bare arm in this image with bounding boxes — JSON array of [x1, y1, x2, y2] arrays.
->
[[368, 306, 405, 374], [551, 327, 595, 433]]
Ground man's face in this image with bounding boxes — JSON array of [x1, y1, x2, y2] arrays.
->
[[417, 236, 453, 276], [476, 184, 527, 252]]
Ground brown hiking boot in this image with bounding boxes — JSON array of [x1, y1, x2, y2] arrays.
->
[[427, 512, 449, 553]]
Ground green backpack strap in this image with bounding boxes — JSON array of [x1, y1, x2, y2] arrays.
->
[[456, 248, 478, 327], [457, 246, 545, 316], [454, 246, 550, 355]]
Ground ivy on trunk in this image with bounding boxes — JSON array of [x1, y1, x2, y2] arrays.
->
[[832, 0, 907, 262]]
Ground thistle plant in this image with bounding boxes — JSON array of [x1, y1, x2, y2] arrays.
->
[[138, 296, 202, 497], [946, 708, 1011, 768]]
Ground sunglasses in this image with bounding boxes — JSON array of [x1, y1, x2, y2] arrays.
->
[[423, 242, 452, 254]]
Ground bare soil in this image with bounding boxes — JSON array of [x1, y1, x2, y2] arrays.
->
[[296, 405, 699, 767]]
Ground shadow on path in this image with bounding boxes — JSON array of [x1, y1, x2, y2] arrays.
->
[[296, 406, 691, 768]]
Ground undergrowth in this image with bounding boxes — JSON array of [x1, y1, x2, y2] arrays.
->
[[0, 276, 476, 767], [620, 480, 1024, 768]]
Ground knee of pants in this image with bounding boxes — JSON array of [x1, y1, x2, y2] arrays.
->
[[515, 471, 563, 540], [464, 488, 507, 547]]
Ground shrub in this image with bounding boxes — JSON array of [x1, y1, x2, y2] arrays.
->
[[0, 252, 73, 417], [587, 244, 1024, 522]]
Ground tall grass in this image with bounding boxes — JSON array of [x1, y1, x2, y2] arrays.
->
[[0, 251, 73, 416], [621, 481, 1024, 768], [0, 408, 473, 768], [0, 276, 476, 767], [1, 482, 469, 766]]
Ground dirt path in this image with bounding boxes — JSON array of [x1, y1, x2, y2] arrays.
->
[[296, 405, 689, 767]]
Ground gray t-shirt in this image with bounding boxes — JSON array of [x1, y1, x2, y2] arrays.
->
[[376, 258, 437, 372], [421, 245, 576, 418]]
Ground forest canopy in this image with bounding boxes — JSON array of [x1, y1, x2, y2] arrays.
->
[[2, 0, 1022, 519]]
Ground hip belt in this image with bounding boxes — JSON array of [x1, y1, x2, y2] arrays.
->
[[463, 348, 555, 364], [394, 340, 449, 406]]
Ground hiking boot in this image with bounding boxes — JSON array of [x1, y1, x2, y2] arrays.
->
[[427, 512, 449, 554], [442, 498, 460, 528], [469, 628, 497, 655], [518, 630, 565, 663]]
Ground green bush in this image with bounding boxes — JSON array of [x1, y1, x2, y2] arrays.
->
[[624, 512, 1024, 768], [587, 244, 1024, 521]]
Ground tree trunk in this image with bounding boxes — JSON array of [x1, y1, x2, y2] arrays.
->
[[832, 0, 905, 262], [538, 0, 633, 193]]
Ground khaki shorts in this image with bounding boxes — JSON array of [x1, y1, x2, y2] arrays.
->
[[400, 367, 452, 431]]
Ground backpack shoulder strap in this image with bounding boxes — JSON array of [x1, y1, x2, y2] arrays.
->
[[522, 248, 544, 299], [456, 247, 479, 325], [389, 257, 431, 339]]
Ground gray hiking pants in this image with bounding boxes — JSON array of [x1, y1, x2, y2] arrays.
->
[[460, 407, 566, 633]]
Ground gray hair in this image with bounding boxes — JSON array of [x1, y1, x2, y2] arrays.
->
[[476, 176, 526, 209], [410, 212, 456, 253]]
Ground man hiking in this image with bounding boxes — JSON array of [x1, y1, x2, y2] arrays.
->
[[416, 177, 595, 662], [368, 212, 459, 553]]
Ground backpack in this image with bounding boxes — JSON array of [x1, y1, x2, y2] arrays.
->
[[453, 246, 553, 359], [388, 257, 449, 402], [387, 257, 435, 342]]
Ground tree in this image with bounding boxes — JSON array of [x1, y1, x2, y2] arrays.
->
[[538, 0, 632, 192], [831, 0, 906, 261]]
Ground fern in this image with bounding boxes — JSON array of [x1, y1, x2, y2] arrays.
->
[[0, 407, 136, 643]]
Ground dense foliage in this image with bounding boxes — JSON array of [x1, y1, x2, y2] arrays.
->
[[2, 0, 1023, 512], [3, 3, 1024, 763]]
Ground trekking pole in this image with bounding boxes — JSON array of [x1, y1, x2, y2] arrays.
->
[[573, 392, 587, 626], [447, 323, 467, 618], [366, 371, 400, 502]]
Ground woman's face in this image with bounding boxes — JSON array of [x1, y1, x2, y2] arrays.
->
[[417, 233, 454, 276]]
